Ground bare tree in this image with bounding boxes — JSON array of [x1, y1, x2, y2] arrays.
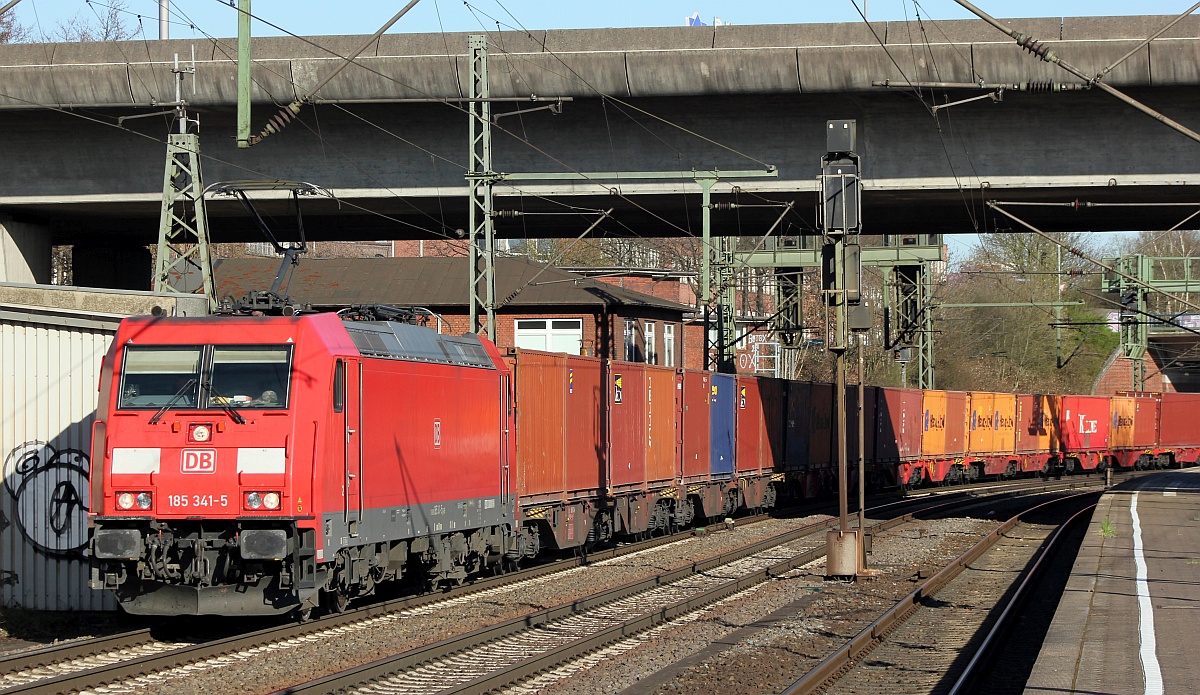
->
[[1, 10, 33, 43], [53, 0, 136, 42]]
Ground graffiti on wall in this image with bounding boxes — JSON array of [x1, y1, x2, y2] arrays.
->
[[3, 441, 91, 559]]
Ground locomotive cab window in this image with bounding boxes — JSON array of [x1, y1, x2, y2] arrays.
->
[[119, 346, 202, 408], [333, 359, 345, 413], [207, 347, 293, 409]]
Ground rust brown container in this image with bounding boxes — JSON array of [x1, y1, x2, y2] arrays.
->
[[564, 355, 605, 496], [1131, 393, 1159, 449], [679, 370, 711, 481], [761, 377, 786, 471], [736, 376, 764, 474], [784, 381, 810, 473], [645, 365, 678, 486], [506, 350, 605, 502], [877, 388, 923, 461], [1159, 392, 1200, 446], [608, 361, 648, 490], [505, 350, 567, 502], [808, 382, 835, 471]]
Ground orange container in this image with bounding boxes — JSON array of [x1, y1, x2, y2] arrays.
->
[[945, 391, 968, 457], [1110, 396, 1137, 448], [993, 393, 1017, 455], [968, 392, 996, 455], [645, 365, 678, 486], [1016, 394, 1060, 453], [922, 390, 948, 458]]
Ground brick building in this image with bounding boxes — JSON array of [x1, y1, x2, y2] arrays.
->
[[1093, 338, 1200, 394], [214, 256, 690, 364]]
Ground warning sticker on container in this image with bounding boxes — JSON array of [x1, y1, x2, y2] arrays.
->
[[569, 368, 574, 394], [711, 384, 718, 403], [739, 386, 747, 409], [614, 374, 623, 403]]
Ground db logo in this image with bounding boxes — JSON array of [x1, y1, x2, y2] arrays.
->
[[181, 449, 217, 474]]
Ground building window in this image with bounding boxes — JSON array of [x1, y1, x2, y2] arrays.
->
[[664, 324, 675, 367], [624, 319, 640, 362], [645, 322, 657, 365], [515, 319, 583, 355]]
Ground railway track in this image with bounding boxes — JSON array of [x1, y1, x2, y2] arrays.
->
[[779, 490, 1100, 695], [0, 510, 781, 695], [274, 476, 1111, 695], [0, 474, 1115, 695]]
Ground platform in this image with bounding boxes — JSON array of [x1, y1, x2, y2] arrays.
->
[[1025, 469, 1200, 695]]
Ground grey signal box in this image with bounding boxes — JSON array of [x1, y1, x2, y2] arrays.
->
[[827, 119, 857, 154]]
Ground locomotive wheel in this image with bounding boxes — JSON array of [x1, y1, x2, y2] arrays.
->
[[322, 587, 350, 614]]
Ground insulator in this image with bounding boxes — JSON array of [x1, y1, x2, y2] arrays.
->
[[492, 210, 522, 218], [711, 202, 737, 211], [1020, 81, 1054, 93], [1016, 34, 1050, 61]]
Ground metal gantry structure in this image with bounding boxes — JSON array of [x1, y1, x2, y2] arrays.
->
[[152, 54, 216, 312], [1103, 254, 1200, 391], [467, 34, 499, 339], [464, 35, 777, 359], [740, 234, 943, 389]]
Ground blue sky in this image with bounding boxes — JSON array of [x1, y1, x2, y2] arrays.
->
[[8, 1, 1189, 259], [12, 1, 1193, 45]]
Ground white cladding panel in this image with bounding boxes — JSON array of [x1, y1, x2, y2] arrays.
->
[[1, 318, 116, 610]]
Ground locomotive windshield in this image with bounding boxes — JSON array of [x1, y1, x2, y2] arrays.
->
[[207, 347, 292, 409], [118, 345, 292, 410], [119, 347, 202, 408]]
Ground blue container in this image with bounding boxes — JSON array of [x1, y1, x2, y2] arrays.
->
[[710, 373, 737, 477]]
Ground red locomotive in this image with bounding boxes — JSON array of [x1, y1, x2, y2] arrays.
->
[[88, 314, 779, 616], [89, 312, 1200, 617]]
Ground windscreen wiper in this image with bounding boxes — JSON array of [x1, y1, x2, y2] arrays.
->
[[148, 378, 199, 425], [203, 380, 247, 425]]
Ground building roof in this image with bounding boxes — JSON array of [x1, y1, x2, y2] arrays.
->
[[214, 256, 693, 312]]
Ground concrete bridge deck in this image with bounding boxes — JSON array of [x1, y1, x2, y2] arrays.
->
[[0, 15, 1198, 249]]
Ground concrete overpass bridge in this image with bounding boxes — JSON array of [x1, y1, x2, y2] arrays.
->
[[2, 14, 1200, 282]]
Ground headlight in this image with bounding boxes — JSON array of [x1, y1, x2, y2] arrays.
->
[[190, 424, 211, 442], [245, 492, 263, 510], [263, 492, 281, 510], [136, 492, 153, 510], [117, 492, 135, 510]]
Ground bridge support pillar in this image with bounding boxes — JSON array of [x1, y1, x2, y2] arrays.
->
[[73, 243, 153, 291], [0, 216, 51, 284]]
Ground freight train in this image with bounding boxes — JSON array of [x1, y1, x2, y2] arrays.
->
[[87, 314, 1199, 616]]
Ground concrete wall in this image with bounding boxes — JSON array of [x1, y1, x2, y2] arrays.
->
[[0, 217, 50, 284]]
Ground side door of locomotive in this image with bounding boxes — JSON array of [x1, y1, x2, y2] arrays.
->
[[335, 357, 363, 535]]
